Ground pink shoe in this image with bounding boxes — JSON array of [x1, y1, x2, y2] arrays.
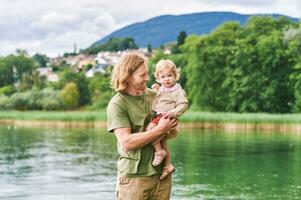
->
[[152, 149, 166, 166]]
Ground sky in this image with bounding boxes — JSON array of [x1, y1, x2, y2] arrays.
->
[[0, 0, 300, 57]]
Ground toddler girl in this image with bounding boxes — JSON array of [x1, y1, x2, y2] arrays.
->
[[147, 59, 188, 179]]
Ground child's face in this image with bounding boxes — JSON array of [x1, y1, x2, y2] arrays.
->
[[157, 68, 176, 88]]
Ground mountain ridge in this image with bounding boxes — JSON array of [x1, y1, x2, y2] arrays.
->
[[92, 11, 298, 48]]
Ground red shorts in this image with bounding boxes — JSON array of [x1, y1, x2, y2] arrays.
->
[[151, 113, 163, 125]]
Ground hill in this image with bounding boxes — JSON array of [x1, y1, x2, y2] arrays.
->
[[92, 11, 298, 48]]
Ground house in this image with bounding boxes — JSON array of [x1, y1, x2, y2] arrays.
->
[[95, 48, 149, 69], [48, 56, 64, 66], [77, 55, 96, 69], [65, 54, 96, 69], [37, 67, 59, 82], [85, 67, 106, 78]]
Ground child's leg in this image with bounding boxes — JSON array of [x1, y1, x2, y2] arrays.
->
[[147, 122, 167, 166], [159, 138, 175, 180], [153, 125, 178, 152], [159, 126, 179, 180], [152, 142, 166, 166], [146, 122, 165, 150], [162, 127, 179, 166], [146, 122, 156, 131], [162, 139, 170, 166], [147, 113, 166, 145]]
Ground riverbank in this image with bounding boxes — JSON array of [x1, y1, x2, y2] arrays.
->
[[2, 110, 301, 132], [2, 119, 301, 132]]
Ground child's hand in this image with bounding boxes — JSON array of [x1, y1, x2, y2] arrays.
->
[[151, 83, 160, 91], [165, 111, 175, 118]]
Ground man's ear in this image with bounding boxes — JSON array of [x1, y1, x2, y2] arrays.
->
[[126, 76, 132, 83]]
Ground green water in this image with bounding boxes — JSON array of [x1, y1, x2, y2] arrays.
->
[[0, 125, 301, 200]]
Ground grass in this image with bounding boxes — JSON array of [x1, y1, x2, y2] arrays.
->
[[1, 110, 301, 124]]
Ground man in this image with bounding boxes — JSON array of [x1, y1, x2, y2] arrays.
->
[[107, 53, 177, 200]]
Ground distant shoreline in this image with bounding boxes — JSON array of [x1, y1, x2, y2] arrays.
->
[[2, 110, 301, 132], [1, 119, 301, 133]]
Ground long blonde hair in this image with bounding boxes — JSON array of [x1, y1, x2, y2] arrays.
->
[[154, 59, 180, 81], [111, 53, 146, 92]]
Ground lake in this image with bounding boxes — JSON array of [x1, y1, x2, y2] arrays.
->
[[0, 125, 301, 200]]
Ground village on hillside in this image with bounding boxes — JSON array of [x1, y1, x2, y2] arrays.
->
[[38, 48, 171, 82]]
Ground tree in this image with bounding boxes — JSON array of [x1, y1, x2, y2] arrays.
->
[[287, 25, 301, 111], [171, 31, 188, 54], [15, 49, 29, 57], [88, 72, 114, 109], [182, 22, 241, 111], [182, 16, 296, 113], [63, 52, 77, 58], [59, 69, 91, 105], [225, 16, 295, 113], [60, 82, 80, 109], [32, 53, 49, 67], [5, 54, 36, 83], [85, 63, 93, 71], [0, 85, 15, 96], [147, 44, 152, 53], [177, 31, 187, 46], [0, 59, 14, 87], [84, 37, 139, 54]]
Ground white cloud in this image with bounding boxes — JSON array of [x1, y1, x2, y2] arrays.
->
[[31, 12, 79, 31], [192, 0, 301, 17], [0, 0, 300, 57], [0, 40, 42, 56], [81, 13, 119, 34]]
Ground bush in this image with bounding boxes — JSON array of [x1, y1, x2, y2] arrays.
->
[[0, 95, 12, 110], [60, 82, 80, 109], [0, 85, 15, 96], [88, 73, 114, 109], [36, 88, 63, 110], [10, 90, 41, 110], [59, 70, 90, 106], [88, 92, 113, 110], [9, 88, 63, 110], [10, 91, 32, 110]]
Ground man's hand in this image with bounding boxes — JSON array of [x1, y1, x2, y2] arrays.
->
[[157, 113, 177, 133], [165, 111, 175, 118]]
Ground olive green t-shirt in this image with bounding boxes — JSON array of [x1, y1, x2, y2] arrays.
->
[[107, 88, 161, 177]]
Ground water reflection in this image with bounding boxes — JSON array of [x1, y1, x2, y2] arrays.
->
[[1, 126, 301, 199], [169, 130, 301, 199], [0, 126, 117, 200]]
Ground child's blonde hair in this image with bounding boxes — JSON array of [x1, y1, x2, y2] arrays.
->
[[154, 59, 180, 81]]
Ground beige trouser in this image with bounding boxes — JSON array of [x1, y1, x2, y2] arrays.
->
[[116, 174, 172, 200]]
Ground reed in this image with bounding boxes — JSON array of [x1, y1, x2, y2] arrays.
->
[[1, 110, 301, 124], [180, 111, 301, 124], [0, 110, 107, 121]]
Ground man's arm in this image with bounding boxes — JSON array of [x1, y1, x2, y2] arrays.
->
[[114, 115, 177, 151]]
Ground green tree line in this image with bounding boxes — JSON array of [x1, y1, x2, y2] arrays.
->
[[83, 37, 139, 54], [150, 16, 301, 113]]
